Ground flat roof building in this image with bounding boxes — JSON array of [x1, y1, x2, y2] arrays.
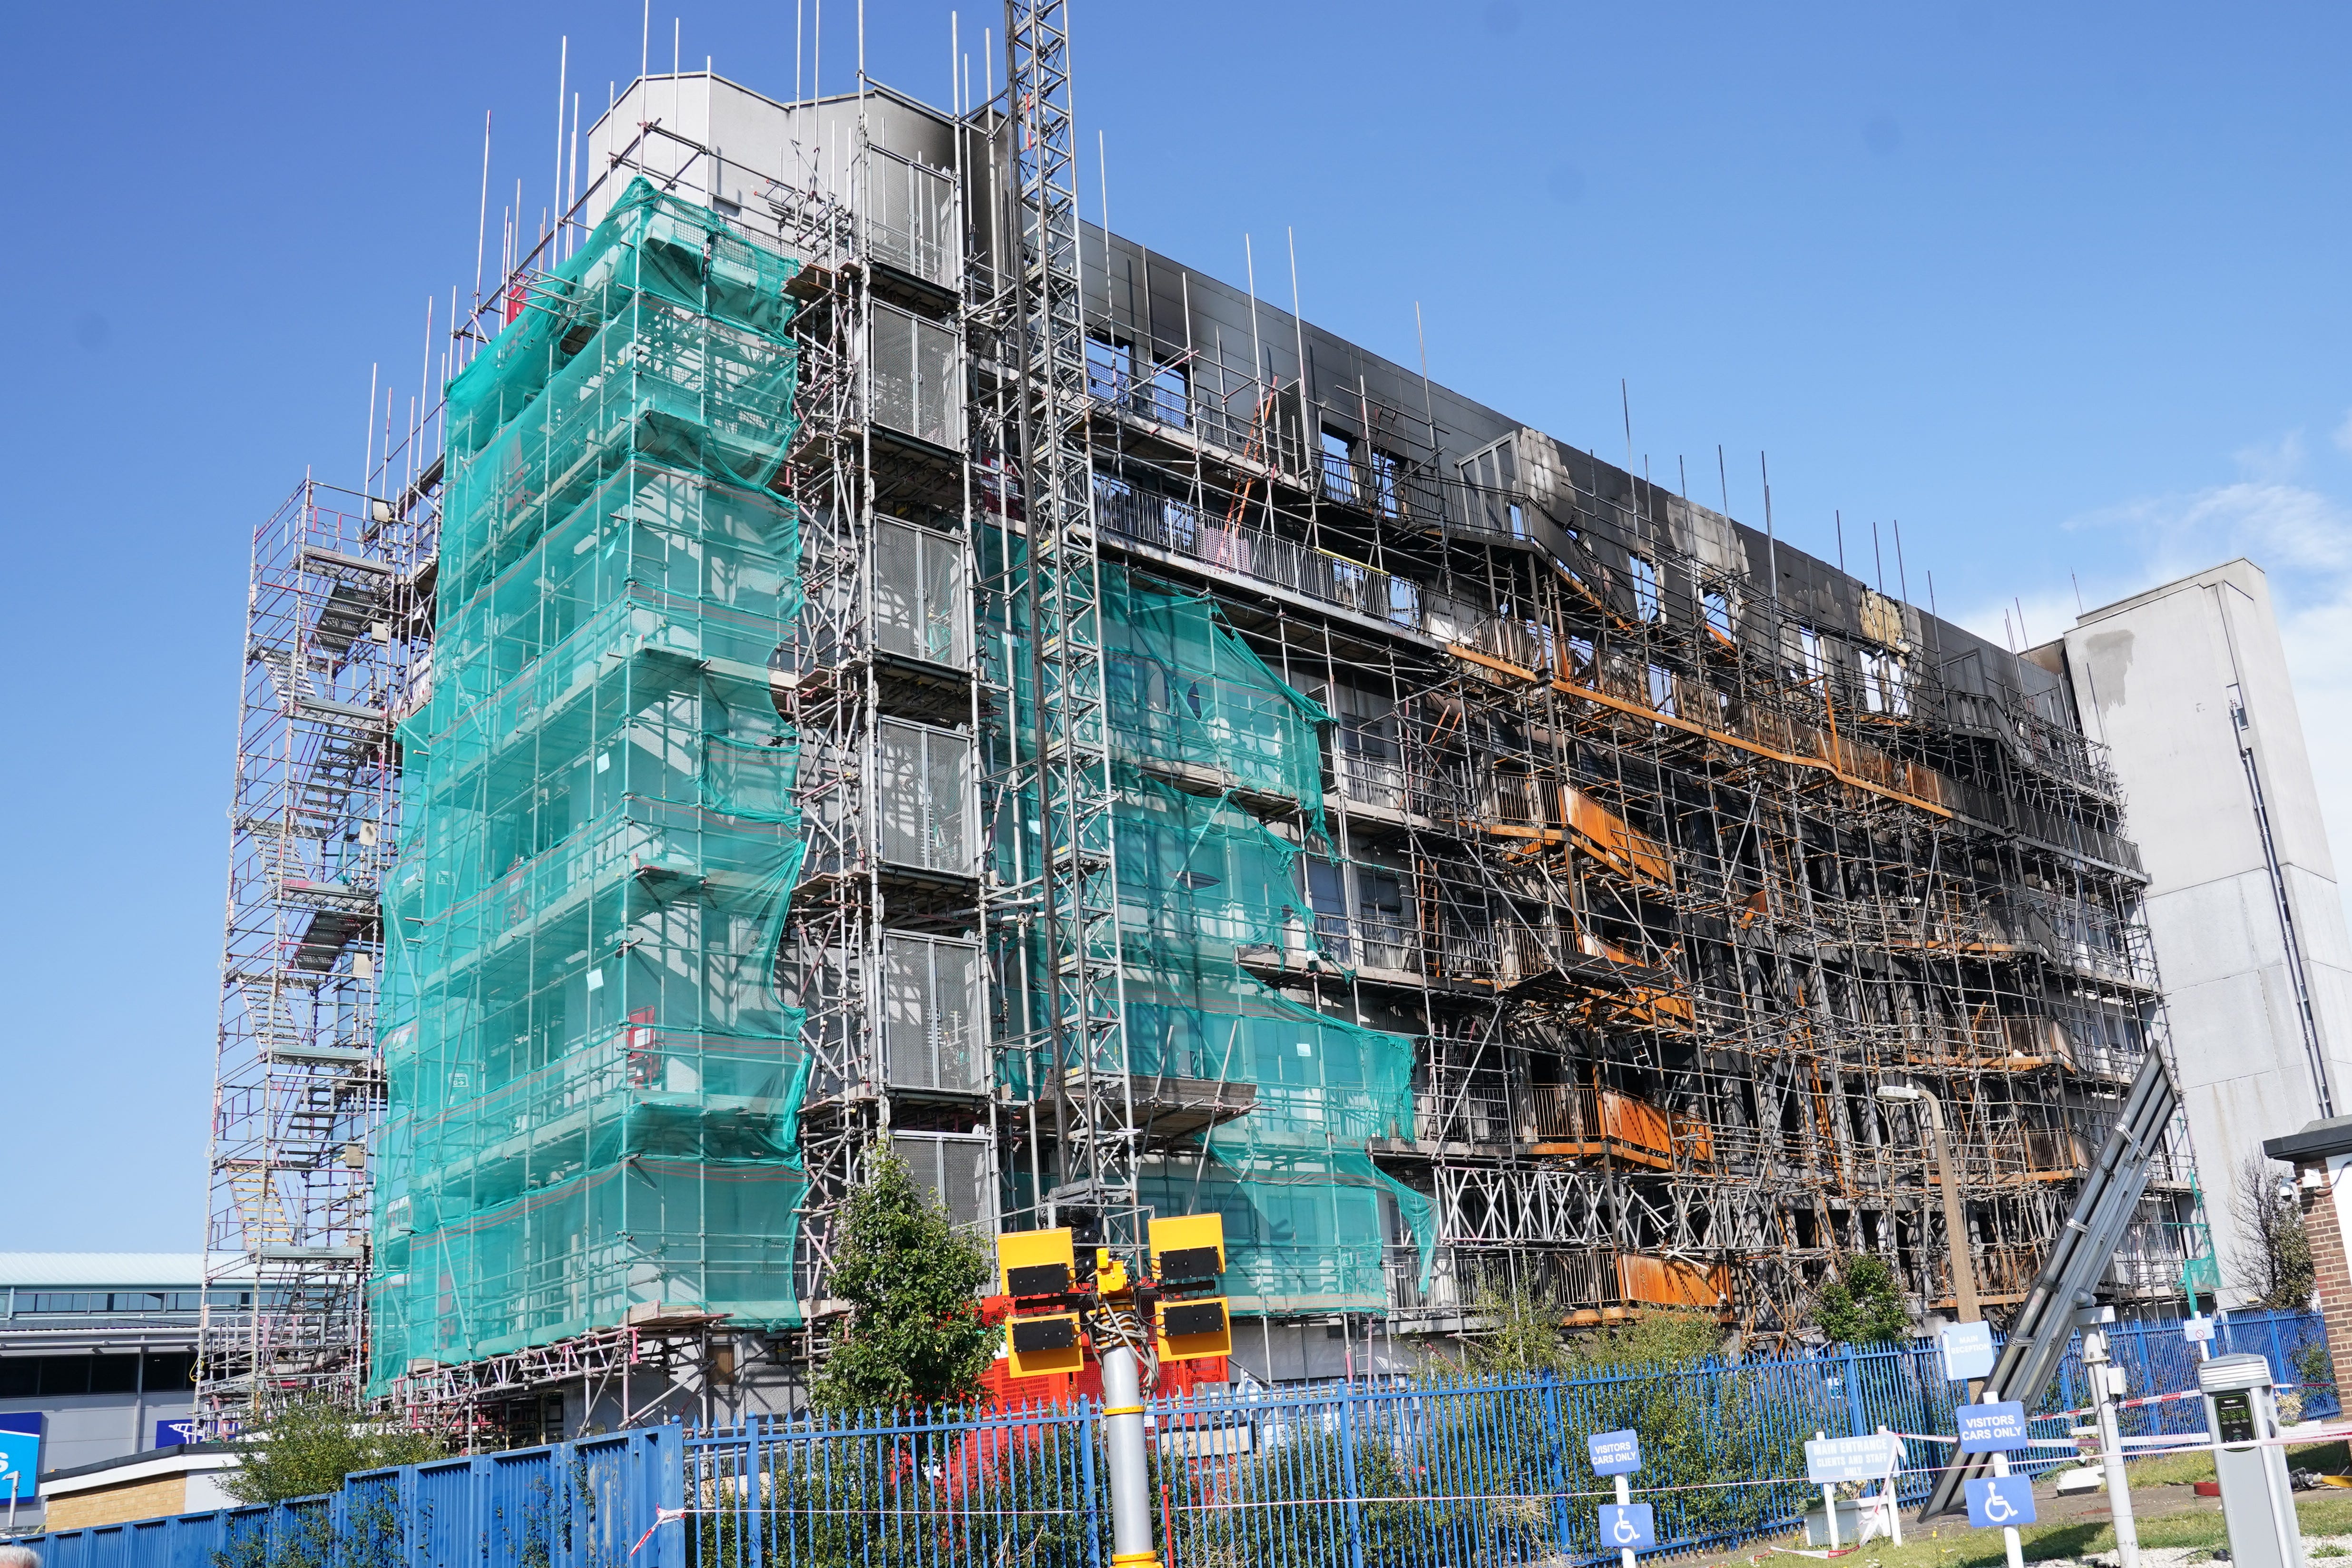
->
[[200, 56, 2209, 1434]]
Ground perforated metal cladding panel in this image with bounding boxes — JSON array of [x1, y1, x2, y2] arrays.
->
[[874, 519, 970, 668], [895, 1131, 994, 1231], [882, 933, 983, 1094], [861, 151, 957, 287], [869, 304, 959, 448], [876, 718, 973, 874]]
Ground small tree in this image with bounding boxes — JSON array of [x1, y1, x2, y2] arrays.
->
[[221, 1398, 447, 1504], [1814, 1254, 1910, 1345], [811, 1145, 995, 1413], [2234, 1154, 2315, 1308]]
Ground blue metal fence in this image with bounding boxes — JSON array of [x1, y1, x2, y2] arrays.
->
[[20, 1427, 683, 1568], [18, 1310, 2330, 1568]]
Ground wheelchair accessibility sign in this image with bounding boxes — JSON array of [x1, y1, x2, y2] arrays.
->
[[1598, 1503, 1656, 1553], [1965, 1475, 2037, 1530]]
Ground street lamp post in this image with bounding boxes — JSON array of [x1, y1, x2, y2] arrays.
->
[[1878, 1082, 1982, 1329]]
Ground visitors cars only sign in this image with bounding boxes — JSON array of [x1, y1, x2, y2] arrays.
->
[[1956, 1401, 2031, 1454], [1588, 1430, 1642, 1476]]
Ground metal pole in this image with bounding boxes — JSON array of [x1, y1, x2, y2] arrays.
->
[[1817, 1431, 1840, 1550], [1990, 1450, 2024, 1568], [1878, 1427, 1903, 1545], [1100, 1343, 1158, 1568], [2083, 1320, 2142, 1568], [1615, 1473, 1636, 1568], [1925, 1095, 1982, 1325]]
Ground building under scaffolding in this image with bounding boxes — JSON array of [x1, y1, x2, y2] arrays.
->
[[197, 21, 2207, 1435]]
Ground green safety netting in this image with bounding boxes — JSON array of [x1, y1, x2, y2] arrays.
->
[[988, 564, 1432, 1313], [368, 178, 810, 1391]]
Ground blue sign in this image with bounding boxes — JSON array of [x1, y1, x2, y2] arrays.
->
[[157, 1418, 204, 1448], [1598, 1503, 1656, 1553], [1956, 1401, 2031, 1454], [1588, 1429, 1643, 1476], [1941, 1321, 1997, 1382], [0, 1427, 38, 1497], [1965, 1476, 2037, 1530]]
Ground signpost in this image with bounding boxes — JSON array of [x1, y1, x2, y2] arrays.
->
[[1957, 1392, 2034, 1568], [1589, 1430, 1646, 1566], [1599, 1504, 1656, 1556], [1942, 1320, 1997, 1382], [1956, 1402, 2031, 1455], [1588, 1431, 1642, 1477], [1967, 1476, 2037, 1530], [1805, 1431, 1904, 1550]]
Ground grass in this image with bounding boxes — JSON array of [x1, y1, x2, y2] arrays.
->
[[1685, 1441, 2352, 1568]]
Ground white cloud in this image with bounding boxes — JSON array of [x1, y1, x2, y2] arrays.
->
[[1983, 465, 2352, 883], [2233, 428, 2307, 484], [2332, 409, 2352, 457]]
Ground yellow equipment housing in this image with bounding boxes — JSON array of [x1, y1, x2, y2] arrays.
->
[[1149, 1213, 1226, 1283], [1156, 1296, 1232, 1362], [999, 1227, 1076, 1298], [1006, 1311, 1086, 1378]]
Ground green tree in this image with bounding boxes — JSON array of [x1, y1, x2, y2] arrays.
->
[[1813, 1254, 1911, 1345], [221, 1398, 447, 1504], [2235, 1155, 2316, 1308], [810, 1145, 994, 1412]]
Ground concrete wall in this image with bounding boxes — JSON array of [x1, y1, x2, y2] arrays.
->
[[2062, 560, 2352, 1303]]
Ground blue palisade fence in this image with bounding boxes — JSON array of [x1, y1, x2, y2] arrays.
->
[[15, 1310, 2330, 1568]]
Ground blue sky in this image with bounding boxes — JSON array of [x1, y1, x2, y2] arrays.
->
[[2, 1, 2347, 1249]]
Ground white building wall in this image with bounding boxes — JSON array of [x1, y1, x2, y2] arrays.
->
[[2061, 559, 2352, 1305]]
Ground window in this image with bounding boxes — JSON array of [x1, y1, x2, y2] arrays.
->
[[1795, 626, 1825, 683], [1305, 858, 1349, 963], [1320, 428, 1356, 504], [1086, 334, 1133, 402], [1629, 555, 1662, 621], [1862, 649, 1910, 715], [1646, 664, 1677, 717], [1365, 449, 1402, 518], [1703, 590, 1735, 644], [1147, 358, 1189, 428]]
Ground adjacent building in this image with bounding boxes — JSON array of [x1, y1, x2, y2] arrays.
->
[[0, 1254, 253, 1529], [2054, 560, 2352, 1304]]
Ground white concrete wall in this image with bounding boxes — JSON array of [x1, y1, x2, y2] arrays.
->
[[2063, 559, 2352, 1304]]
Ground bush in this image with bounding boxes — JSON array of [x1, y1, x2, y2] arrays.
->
[[220, 1398, 446, 1505], [1814, 1255, 1910, 1346], [810, 1146, 994, 1413]]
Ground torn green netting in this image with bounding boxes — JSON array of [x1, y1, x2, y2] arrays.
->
[[982, 549, 1434, 1309], [369, 182, 810, 1392]]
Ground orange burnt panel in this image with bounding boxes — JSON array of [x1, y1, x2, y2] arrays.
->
[[1563, 787, 1675, 890]]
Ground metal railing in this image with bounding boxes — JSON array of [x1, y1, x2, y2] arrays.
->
[[17, 1313, 2332, 1568]]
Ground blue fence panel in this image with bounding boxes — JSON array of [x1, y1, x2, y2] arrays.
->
[[10, 1313, 2333, 1568], [17, 1427, 680, 1568]]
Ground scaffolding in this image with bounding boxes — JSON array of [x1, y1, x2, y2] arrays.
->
[[197, 479, 429, 1419], [225, 14, 2208, 1435]]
